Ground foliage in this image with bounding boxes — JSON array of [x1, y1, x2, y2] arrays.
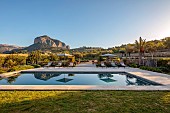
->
[[38, 61, 49, 67], [0, 68, 8, 74], [156, 41, 165, 50], [80, 60, 89, 62], [48, 53, 58, 61], [0, 54, 28, 57], [0, 91, 170, 113], [41, 55, 50, 63], [125, 44, 134, 56], [122, 59, 127, 64], [164, 37, 170, 49], [135, 37, 146, 65], [3, 54, 26, 68], [27, 50, 42, 64], [139, 66, 162, 73], [7, 65, 34, 72], [129, 63, 138, 68], [73, 53, 83, 59], [0, 70, 6, 74], [158, 67, 170, 73], [135, 37, 146, 53], [31, 64, 41, 68], [157, 59, 170, 67], [0, 57, 4, 67], [145, 41, 157, 59], [128, 58, 170, 74]]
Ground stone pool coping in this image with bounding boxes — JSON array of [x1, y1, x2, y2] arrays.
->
[[0, 66, 170, 90]]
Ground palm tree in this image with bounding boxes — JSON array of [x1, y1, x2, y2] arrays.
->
[[135, 37, 146, 65]]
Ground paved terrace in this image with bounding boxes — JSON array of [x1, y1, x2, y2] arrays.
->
[[0, 63, 170, 90]]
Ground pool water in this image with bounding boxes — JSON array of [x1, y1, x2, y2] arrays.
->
[[0, 72, 161, 86]]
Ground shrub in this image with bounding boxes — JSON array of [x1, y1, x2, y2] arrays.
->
[[129, 63, 138, 68], [31, 64, 41, 68], [123, 59, 127, 64], [7, 68, 16, 72], [80, 60, 89, 62], [157, 59, 170, 67], [0, 68, 8, 74], [158, 67, 169, 73], [38, 61, 49, 67], [7, 65, 34, 72], [139, 66, 162, 73], [0, 57, 4, 67], [27, 51, 41, 64], [0, 70, 6, 74], [4, 55, 26, 67]]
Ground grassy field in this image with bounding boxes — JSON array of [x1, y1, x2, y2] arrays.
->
[[0, 91, 170, 113]]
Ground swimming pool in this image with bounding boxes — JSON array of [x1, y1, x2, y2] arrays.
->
[[0, 72, 162, 86]]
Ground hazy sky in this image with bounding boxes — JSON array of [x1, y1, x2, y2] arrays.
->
[[0, 0, 170, 48]]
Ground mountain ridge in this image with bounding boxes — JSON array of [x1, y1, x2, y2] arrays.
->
[[0, 35, 70, 53], [0, 44, 23, 53]]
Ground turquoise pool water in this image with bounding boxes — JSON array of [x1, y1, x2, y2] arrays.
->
[[0, 72, 161, 86]]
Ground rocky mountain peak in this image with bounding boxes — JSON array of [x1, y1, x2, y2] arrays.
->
[[34, 35, 70, 49]]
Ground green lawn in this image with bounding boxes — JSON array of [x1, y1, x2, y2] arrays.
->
[[0, 91, 170, 113]]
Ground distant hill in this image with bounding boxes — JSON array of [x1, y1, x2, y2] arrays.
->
[[71, 46, 103, 52], [0, 44, 23, 53]]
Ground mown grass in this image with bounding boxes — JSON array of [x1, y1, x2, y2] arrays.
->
[[0, 91, 170, 113]]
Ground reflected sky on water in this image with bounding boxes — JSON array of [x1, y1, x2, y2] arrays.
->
[[0, 72, 160, 86]]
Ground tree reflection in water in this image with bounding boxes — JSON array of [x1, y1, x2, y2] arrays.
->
[[7, 75, 20, 84], [0, 77, 3, 81], [68, 74, 75, 76]]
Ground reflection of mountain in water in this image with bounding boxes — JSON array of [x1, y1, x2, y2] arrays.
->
[[34, 73, 61, 81]]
